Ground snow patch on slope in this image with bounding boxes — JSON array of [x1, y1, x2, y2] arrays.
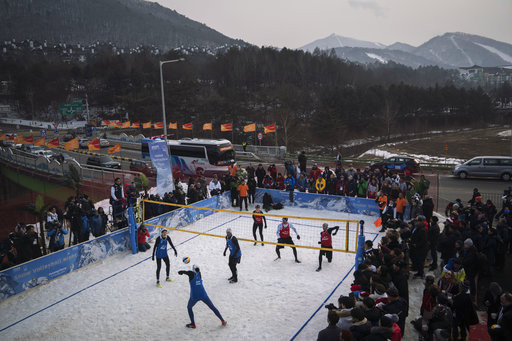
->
[[474, 42, 512, 64], [366, 53, 387, 64], [450, 35, 473, 65], [498, 130, 512, 137]]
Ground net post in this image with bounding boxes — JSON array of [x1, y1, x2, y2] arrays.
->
[[355, 220, 365, 268], [345, 221, 349, 252], [142, 199, 145, 223], [127, 206, 138, 254]]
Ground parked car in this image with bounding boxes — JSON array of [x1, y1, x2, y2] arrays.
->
[[86, 155, 121, 169], [32, 149, 54, 158], [370, 156, 420, 174], [78, 138, 89, 149], [99, 139, 110, 148], [453, 156, 512, 181], [51, 152, 75, 164], [129, 160, 155, 177], [62, 133, 76, 142]]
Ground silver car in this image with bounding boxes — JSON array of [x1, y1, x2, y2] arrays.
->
[[453, 156, 512, 181]]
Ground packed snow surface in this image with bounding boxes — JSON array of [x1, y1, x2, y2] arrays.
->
[[0, 205, 379, 341]]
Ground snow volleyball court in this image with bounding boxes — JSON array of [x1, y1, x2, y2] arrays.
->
[[0, 206, 379, 341]]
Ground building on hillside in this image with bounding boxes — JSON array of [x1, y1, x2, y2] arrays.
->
[[459, 65, 512, 86]]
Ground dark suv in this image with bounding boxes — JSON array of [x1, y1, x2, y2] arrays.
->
[[370, 156, 420, 173], [129, 160, 155, 177], [86, 155, 121, 169]]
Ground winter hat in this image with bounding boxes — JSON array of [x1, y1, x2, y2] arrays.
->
[[226, 228, 232, 234], [387, 287, 399, 298], [431, 216, 439, 223], [384, 313, 399, 323], [464, 238, 473, 247], [192, 264, 199, 272]]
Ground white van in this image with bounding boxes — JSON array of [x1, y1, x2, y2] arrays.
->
[[453, 156, 512, 181]]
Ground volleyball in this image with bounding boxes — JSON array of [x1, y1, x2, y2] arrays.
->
[[182, 256, 191, 264]]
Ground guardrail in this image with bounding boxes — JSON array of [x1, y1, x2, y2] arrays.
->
[[233, 144, 286, 159], [284, 153, 458, 170]]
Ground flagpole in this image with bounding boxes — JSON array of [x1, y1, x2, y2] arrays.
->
[[275, 124, 278, 146]]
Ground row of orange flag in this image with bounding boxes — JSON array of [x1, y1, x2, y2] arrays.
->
[[0, 134, 121, 153], [101, 121, 277, 134]]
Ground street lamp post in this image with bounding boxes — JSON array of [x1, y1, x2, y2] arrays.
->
[[159, 58, 185, 141]]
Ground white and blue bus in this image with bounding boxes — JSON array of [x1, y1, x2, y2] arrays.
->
[[141, 138, 235, 177]]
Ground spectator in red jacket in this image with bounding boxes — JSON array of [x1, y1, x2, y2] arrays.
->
[[138, 224, 151, 252], [309, 163, 322, 180]]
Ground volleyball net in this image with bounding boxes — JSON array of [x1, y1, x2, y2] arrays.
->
[[139, 199, 361, 254]]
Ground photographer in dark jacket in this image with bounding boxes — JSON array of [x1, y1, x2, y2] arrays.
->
[[428, 216, 440, 270], [410, 218, 428, 278]]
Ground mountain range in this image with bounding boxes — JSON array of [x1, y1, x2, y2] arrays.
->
[[299, 32, 512, 69], [1, 0, 511, 69], [0, 0, 244, 52]]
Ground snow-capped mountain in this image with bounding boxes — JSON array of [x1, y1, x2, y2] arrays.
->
[[414, 32, 512, 67], [300, 32, 512, 68], [299, 33, 385, 52]]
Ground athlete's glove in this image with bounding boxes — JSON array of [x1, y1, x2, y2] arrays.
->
[[174, 250, 178, 257], [223, 250, 226, 257], [152, 257, 154, 261], [264, 225, 267, 229], [297, 235, 301, 240], [318, 242, 322, 244]]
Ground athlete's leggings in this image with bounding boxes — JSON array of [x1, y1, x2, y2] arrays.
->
[[156, 256, 170, 281], [252, 222, 264, 241], [187, 297, 224, 324]]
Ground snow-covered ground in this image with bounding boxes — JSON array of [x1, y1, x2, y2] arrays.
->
[[498, 129, 511, 137], [0, 205, 380, 341], [359, 148, 465, 165]]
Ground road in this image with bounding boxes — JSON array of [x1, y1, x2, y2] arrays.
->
[[438, 174, 509, 212]]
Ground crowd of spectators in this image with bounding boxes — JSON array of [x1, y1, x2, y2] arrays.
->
[[1, 193, 109, 269], [317, 188, 512, 341]]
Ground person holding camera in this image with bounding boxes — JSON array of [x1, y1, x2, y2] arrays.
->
[[47, 224, 68, 252], [137, 224, 150, 252]]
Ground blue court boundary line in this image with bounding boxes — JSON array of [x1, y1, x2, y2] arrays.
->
[[289, 233, 379, 340], [0, 216, 242, 334]]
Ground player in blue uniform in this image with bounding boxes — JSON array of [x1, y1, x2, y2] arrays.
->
[[223, 228, 241, 283], [152, 229, 177, 288], [178, 264, 227, 329]]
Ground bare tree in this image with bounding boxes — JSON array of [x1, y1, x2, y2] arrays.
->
[[382, 100, 399, 141]]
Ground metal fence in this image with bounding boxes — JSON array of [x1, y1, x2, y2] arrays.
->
[[233, 144, 286, 159]]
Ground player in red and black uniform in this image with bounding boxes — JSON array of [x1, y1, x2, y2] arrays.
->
[[275, 217, 301, 263], [316, 223, 339, 272], [252, 205, 267, 246]]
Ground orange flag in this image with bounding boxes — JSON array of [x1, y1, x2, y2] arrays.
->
[[47, 138, 60, 148], [22, 136, 34, 144], [14, 136, 22, 144], [122, 121, 131, 128], [65, 138, 79, 151], [108, 142, 121, 154], [88, 139, 101, 151], [101, 120, 110, 126], [203, 123, 212, 130], [168, 122, 178, 130], [373, 217, 382, 228], [115, 122, 123, 127], [132, 122, 140, 128], [220, 123, 232, 132], [34, 137, 45, 146], [143, 122, 151, 129], [108, 121, 116, 127], [154, 122, 164, 129], [264, 123, 276, 134], [243, 123, 256, 133], [0, 133, 6, 140], [182, 123, 193, 130]]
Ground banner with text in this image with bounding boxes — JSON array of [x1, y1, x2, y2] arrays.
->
[[149, 140, 174, 195]]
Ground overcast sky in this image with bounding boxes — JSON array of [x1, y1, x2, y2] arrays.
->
[[157, 0, 512, 48]]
